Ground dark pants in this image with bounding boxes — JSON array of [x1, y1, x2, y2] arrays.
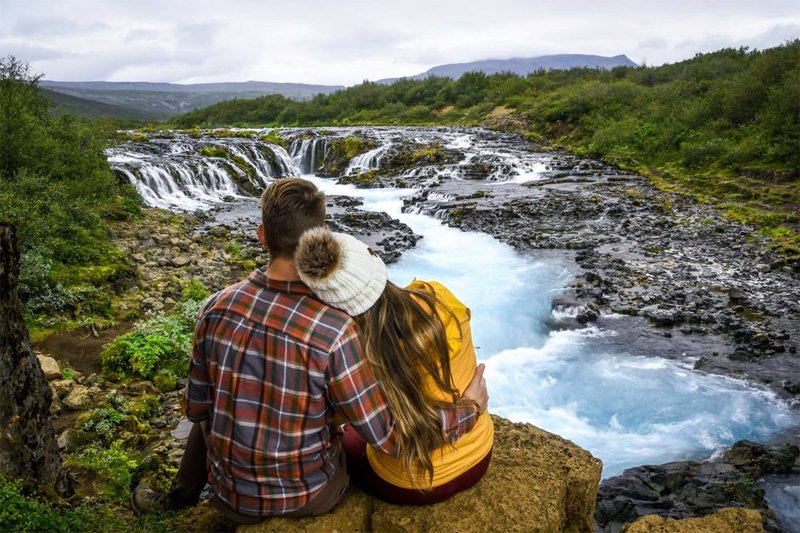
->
[[169, 423, 349, 524], [342, 424, 492, 505]]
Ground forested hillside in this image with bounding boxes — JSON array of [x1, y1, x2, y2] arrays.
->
[[0, 57, 140, 332], [172, 42, 800, 252]]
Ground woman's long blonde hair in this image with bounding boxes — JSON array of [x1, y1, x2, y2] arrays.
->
[[353, 281, 461, 487]]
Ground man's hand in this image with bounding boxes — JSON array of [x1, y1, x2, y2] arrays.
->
[[463, 363, 488, 414]]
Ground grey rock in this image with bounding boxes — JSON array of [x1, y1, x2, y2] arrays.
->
[[170, 255, 193, 267], [36, 354, 62, 381], [63, 385, 92, 410]]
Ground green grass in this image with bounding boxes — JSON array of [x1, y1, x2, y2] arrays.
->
[[0, 478, 178, 532]]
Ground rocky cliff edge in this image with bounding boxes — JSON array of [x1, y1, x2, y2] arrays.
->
[[238, 415, 602, 533]]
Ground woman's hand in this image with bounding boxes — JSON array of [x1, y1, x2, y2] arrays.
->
[[463, 363, 488, 415]]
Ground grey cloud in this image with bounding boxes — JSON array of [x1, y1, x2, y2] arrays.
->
[[749, 24, 800, 49], [0, 41, 68, 62], [637, 37, 668, 50], [12, 16, 108, 37], [676, 24, 799, 55]]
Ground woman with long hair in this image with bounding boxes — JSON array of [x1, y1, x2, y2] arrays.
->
[[296, 227, 494, 505]]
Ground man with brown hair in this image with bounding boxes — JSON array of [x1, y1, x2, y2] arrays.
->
[[132, 178, 487, 523]]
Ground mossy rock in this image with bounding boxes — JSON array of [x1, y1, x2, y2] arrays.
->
[[240, 416, 602, 533], [623, 507, 763, 532], [199, 146, 230, 159], [259, 133, 287, 148], [338, 170, 381, 188], [317, 136, 377, 177], [153, 374, 178, 392], [134, 454, 178, 494]]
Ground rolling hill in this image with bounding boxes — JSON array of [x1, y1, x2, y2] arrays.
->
[[41, 80, 345, 119], [42, 88, 168, 121], [377, 54, 637, 83]]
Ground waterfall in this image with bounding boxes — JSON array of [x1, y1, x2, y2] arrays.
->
[[108, 127, 562, 211], [344, 144, 392, 175], [107, 135, 305, 210], [289, 136, 329, 174]]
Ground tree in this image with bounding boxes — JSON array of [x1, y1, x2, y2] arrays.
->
[[0, 56, 48, 180]]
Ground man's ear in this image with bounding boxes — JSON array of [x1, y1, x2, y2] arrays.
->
[[257, 224, 268, 247]]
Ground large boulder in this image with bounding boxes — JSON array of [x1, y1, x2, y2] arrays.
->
[[36, 354, 62, 380], [0, 224, 62, 488], [595, 439, 799, 531], [623, 507, 763, 533], [62, 385, 93, 410], [239, 415, 602, 533]]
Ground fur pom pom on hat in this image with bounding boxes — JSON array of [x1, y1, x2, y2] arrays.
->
[[296, 227, 388, 316]]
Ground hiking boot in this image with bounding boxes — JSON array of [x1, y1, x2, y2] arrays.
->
[[131, 484, 168, 516]]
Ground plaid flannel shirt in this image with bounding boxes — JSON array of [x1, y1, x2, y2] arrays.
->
[[184, 269, 478, 517]]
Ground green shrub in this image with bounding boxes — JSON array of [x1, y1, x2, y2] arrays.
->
[[100, 313, 192, 381], [77, 408, 125, 443], [18, 250, 76, 314], [174, 299, 203, 329], [181, 278, 210, 303], [1, 57, 139, 324], [101, 296, 202, 382], [65, 445, 138, 502]]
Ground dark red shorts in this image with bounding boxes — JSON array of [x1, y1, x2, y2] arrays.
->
[[342, 424, 491, 506]]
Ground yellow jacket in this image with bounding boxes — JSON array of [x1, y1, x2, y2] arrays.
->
[[366, 280, 494, 488]]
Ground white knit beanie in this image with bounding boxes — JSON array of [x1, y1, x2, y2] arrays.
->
[[296, 228, 388, 316]]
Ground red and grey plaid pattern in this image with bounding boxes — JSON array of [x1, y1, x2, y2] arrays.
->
[[185, 269, 477, 517]]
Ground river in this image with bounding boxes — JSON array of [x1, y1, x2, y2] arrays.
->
[[108, 127, 799, 481]]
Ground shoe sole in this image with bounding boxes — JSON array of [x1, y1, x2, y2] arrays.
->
[[130, 489, 143, 517]]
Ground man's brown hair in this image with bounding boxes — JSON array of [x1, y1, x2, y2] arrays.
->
[[260, 178, 326, 258]]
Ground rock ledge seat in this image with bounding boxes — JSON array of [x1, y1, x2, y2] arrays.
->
[[240, 415, 602, 533]]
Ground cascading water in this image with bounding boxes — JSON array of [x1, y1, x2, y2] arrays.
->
[[108, 127, 800, 482], [107, 135, 291, 210], [289, 136, 330, 174]]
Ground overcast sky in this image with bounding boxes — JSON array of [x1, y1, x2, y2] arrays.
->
[[2, 1, 799, 86]]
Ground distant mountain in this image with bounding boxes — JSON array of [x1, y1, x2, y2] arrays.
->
[[42, 88, 169, 121], [377, 54, 637, 83], [40, 80, 344, 118]]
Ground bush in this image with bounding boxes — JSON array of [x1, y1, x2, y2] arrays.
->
[[100, 313, 191, 381], [100, 298, 201, 382], [180, 279, 210, 303], [65, 445, 138, 502], [77, 408, 125, 444], [18, 251, 76, 314], [1, 57, 138, 322]]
